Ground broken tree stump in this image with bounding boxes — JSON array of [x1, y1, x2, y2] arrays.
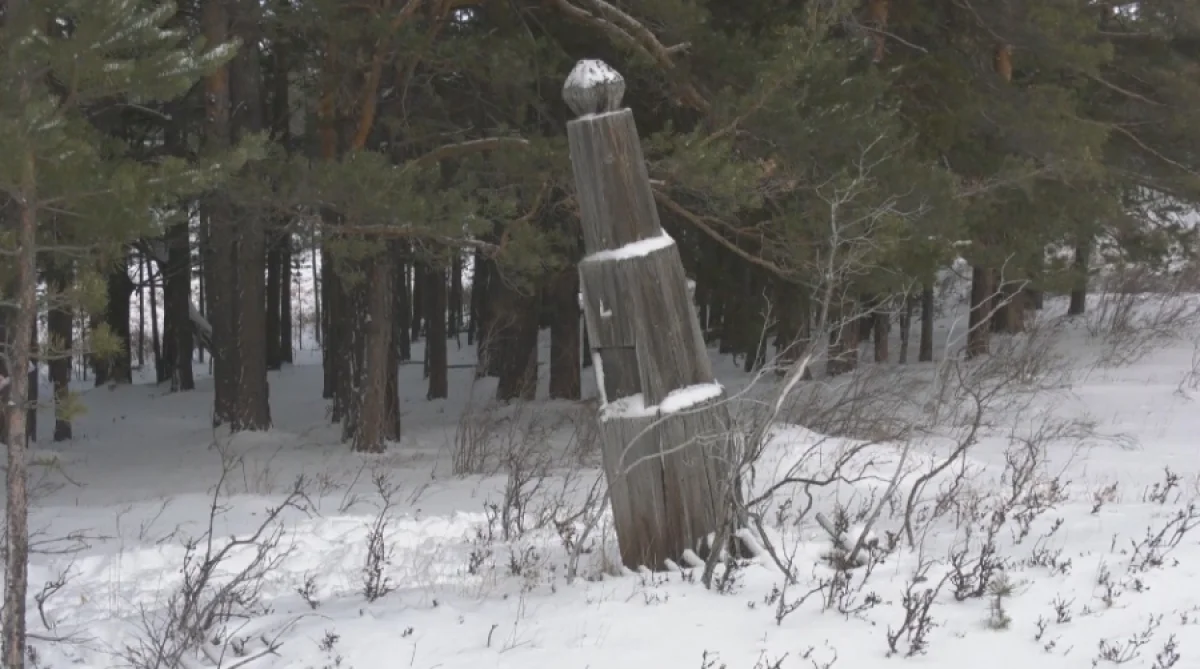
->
[[564, 59, 736, 570]]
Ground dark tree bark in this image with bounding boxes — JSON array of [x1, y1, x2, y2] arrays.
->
[[772, 284, 811, 379], [410, 264, 425, 343], [707, 291, 725, 345], [137, 257, 146, 369], [272, 24, 294, 366], [95, 263, 135, 386], [966, 266, 992, 358], [325, 252, 349, 423], [280, 237, 293, 363], [311, 239, 322, 345], [208, 4, 272, 430], [47, 264, 73, 441], [426, 264, 448, 400], [321, 241, 338, 401], [386, 337, 401, 439], [470, 251, 489, 365], [493, 278, 539, 401], [827, 303, 860, 377], [351, 254, 398, 452], [581, 322, 592, 367], [197, 236, 207, 365], [991, 283, 1027, 334], [467, 256, 478, 346], [449, 251, 463, 340], [1069, 239, 1089, 316], [548, 268, 581, 399], [919, 286, 934, 363], [149, 260, 163, 383], [695, 276, 711, 338], [872, 310, 889, 363], [26, 323, 37, 444], [165, 221, 195, 391], [394, 256, 411, 361], [336, 269, 362, 437], [266, 233, 283, 370], [717, 286, 739, 355], [898, 294, 913, 365]]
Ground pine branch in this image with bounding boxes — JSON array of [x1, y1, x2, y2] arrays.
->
[[406, 136, 530, 169], [651, 187, 793, 279], [547, 0, 708, 112]]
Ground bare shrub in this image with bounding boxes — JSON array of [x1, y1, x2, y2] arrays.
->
[[902, 316, 1087, 547], [361, 471, 400, 602], [1092, 615, 1166, 666], [121, 449, 309, 669], [452, 405, 500, 476], [1085, 265, 1200, 367], [1126, 502, 1200, 573], [563, 402, 601, 465], [1174, 337, 1200, 398], [886, 559, 949, 657]]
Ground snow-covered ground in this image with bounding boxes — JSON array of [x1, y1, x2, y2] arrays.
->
[[18, 288, 1200, 669]]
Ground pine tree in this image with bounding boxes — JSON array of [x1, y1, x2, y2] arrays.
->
[[0, 1, 246, 664]]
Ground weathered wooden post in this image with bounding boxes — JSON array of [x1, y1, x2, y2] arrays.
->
[[564, 59, 736, 569]]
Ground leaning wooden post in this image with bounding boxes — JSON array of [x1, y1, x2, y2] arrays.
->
[[563, 59, 736, 570]]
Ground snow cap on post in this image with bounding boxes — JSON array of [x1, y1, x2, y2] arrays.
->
[[563, 59, 625, 117]]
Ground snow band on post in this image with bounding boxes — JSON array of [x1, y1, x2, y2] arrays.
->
[[564, 59, 737, 570]]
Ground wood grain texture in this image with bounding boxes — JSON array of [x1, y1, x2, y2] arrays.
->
[[566, 65, 736, 570], [567, 110, 663, 253]]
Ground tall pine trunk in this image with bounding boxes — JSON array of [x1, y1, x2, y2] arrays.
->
[[470, 251, 489, 367], [3, 118, 38, 668], [149, 263, 162, 382], [872, 310, 889, 363], [266, 233, 283, 370], [311, 238, 322, 344], [26, 321, 37, 444], [271, 29, 294, 366], [137, 257, 146, 369], [95, 262, 134, 386], [165, 221, 195, 390], [898, 294, 913, 365], [47, 263, 74, 441], [280, 238, 293, 363], [395, 257, 411, 361], [352, 255, 398, 452], [321, 240, 338, 401], [919, 286, 935, 363], [207, 0, 271, 430], [410, 265, 425, 343], [966, 267, 993, 359], [1069, 239, 1089, 316], [548, 268, 581, 399], [494, 278, 539, 401], [426, 264, 448, 400], [449, 252, 463, 341]]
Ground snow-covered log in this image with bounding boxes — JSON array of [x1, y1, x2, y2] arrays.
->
[[565, 59, 735, 570]]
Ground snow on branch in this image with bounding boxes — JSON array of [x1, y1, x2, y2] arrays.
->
[[580, 230, 675, 264]]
